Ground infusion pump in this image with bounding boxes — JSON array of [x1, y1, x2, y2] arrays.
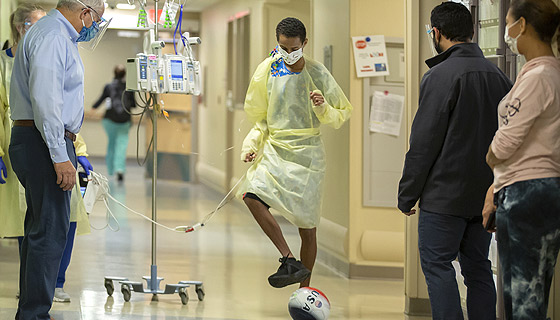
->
[[126, 53, 200, 95], [126, 32, 201, 95], [126, 54, 149, 91], [163, 55, 200, 95]]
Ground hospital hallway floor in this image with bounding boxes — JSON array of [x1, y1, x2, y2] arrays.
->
[[0, 158, 429, 320]]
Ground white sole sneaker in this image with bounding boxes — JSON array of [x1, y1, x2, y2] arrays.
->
[[53, 288, 71, 303], [53, 296, 71, 302]]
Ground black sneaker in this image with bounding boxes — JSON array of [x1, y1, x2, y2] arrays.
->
[[268, 256, 311, 288]]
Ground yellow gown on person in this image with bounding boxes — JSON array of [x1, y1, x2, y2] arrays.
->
[[237, 53, 352, 228], [0, 49, 25, 237], [0, 49, 90, 238], [71, 134, 91, 236]]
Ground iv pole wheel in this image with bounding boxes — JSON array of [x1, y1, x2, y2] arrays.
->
[[195, 285, 205, 301], [151, 293, 159, 301], [178, 287, 189, 305], [104, 278, 114, 296], [121, 283, 132, 302]]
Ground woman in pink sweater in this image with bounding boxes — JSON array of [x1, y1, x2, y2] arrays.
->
[[483, 0, 560, 319]]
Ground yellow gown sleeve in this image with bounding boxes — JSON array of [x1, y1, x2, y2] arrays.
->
[[73, 133, 89, 157], [311, 89, 352, 130], [240, 57, 273, 160], [240, 121, 268, 161], [244, 57, 273, 124], [308, 60, 353, 129]]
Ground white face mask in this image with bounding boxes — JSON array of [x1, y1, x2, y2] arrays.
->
[[504, 19, 522, 55], [277, 45, 303, 65]]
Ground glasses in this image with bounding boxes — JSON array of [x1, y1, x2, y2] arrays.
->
[[425, 24, 439, 56], [426, 25, 434, 39], [95, 15, 108, 26], [86, 7, 106, 24], [74, 0, 106, 25], [23, 21, 32, 31]]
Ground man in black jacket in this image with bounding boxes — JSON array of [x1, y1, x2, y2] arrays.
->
[[398, 3, 512, 320]]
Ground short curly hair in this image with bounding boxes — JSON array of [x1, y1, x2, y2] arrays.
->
[[431, 2, 474, 42], [275, 17, 306, 43]]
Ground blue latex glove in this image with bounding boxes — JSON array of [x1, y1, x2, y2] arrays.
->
[[77, 156, 93, 175], [0, 157, 6, 184]]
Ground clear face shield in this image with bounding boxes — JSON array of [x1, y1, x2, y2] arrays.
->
[[79, 16, 112, 51], [74, 0, 111, 51], [425, 24, 438, 56]]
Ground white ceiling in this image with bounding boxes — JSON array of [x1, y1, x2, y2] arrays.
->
[[21, 0, 222, 12]]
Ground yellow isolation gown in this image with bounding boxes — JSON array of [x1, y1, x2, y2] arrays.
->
[[237, 53, 352, 228], [0, 49, 90, 237]]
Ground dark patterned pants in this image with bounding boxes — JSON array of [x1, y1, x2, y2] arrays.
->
[[496, 177, 560, 320]]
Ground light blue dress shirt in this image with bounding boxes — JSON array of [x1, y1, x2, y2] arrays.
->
[[10, 9, 84, 163]]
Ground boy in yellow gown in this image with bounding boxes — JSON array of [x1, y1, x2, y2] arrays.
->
[[237, 17, 352, 288]]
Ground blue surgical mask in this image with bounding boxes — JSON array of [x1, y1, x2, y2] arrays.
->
[[77, 13, 99, 42]]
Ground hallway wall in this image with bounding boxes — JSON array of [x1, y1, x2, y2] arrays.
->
[[347, 0, 406, 276], [198, 0, 261, 191], [308, 0, 352, 275], [311, 0, 351, 229]]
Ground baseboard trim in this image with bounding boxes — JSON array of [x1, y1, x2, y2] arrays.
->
[[196, 162, 226, 193], [349, 263, 404, 280], [405, 296, 431, 317], [317, 247, 350, 278], [145, 153, 190, 182], [317, 247, 404, 280]]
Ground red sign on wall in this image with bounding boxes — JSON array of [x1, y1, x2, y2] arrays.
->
[[355, 40, 367, 49]]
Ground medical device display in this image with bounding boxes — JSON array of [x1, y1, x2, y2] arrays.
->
[[126, 53, 149, 91], [126, 34, 201, 95], [162, 55, 188, 94]]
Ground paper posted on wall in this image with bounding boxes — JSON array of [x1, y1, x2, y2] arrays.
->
[[369, 91, 404, 136], [352, 35, 390, 78]]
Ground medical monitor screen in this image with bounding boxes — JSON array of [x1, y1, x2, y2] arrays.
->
[[171, 60, 183, 80]]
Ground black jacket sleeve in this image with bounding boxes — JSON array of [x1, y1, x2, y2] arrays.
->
[[122, 91, 135, 112], [397, 71, 457, 212], [92, 84, 111, 109]]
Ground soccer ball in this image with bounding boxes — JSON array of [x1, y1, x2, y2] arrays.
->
[[288, 287, 330, 320]]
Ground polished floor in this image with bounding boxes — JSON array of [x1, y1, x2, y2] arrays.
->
[[0, 159, 427, 320]]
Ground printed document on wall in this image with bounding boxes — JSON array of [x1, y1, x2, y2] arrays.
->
[[352, 35, 390, 77], [369, 91, 404, 136]]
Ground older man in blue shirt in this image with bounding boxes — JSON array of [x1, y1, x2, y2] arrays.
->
[[9, 0, 106, 318]]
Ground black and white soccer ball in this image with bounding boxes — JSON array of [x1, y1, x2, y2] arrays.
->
[[288, 287, 330, 320]]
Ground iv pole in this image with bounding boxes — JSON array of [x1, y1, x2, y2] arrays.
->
[[150, 0, 159, 300], [103, 0, 204, 304]]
